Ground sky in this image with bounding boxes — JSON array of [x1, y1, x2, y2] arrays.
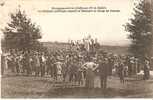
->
[[0, 0, 135, 46]]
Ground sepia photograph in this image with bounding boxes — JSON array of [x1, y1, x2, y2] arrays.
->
[[0, 0, 153, 98]]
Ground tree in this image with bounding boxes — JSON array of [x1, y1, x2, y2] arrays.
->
[[125, 0, 153, 60], [125, 0, 153, 79], [2, 8, 42, 51]]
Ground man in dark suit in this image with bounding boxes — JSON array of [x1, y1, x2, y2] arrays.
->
[[98, 57, 109, 89]]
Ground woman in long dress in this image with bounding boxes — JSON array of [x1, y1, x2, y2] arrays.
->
[[86, 66, 94, 88]]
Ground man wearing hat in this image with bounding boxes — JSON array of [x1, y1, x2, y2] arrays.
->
[[98, 56, 109, 89]]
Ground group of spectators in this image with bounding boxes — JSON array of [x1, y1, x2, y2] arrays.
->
[[1, 48, 152, 89]]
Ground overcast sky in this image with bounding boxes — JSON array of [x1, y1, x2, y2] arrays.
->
[[0, 0, 136, 46]]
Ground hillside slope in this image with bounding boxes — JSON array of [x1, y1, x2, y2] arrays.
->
[[42, 42, 129, 55]]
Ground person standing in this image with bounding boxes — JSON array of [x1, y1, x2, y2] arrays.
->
[[52, 58, 57, 80], [15, 54, 20, 74], [108, 57, 114, 76], [46, 55, 51, 75], [41, 53, 46, 76], [98, 57, 109, 89], [55, 58, 63, 82], [82, 58, 98, 89], [21, 53, 26, 74], [50, 56, 56, 78], [128, 57, 133, 76], [1, 53, 6, 76], [35, 53, 40, 76], [24, 51, 30, 76], [77, 61, 84, 85], [39, 53, 45, 77], [85, 66, 94, 88], [31, 54, 36, 75], [144, 58, 150, 80], [62, 61, 68, 82], [118, 61, 125, 83], [130, 57, 135, 75], [69, 59, 78, 83]]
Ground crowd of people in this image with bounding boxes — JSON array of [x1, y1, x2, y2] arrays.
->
[[1, 48, 152, 89]]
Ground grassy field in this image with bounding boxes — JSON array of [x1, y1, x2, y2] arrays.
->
[[1, 74, 153, 98], [1, 76, 54, 98]]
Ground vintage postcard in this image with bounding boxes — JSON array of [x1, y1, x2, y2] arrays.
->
[[0, 0, 153, 98]]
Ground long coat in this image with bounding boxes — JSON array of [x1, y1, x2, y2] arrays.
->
[[98, 61, 108, 78], [86, 68, 95, 88]]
